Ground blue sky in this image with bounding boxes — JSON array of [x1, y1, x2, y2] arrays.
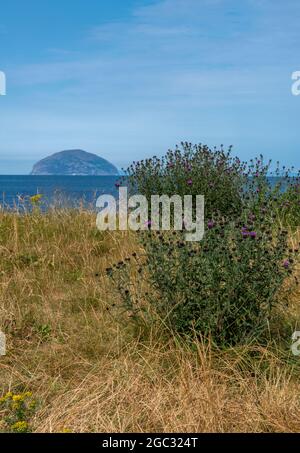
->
[[0, 0, 299, 174]]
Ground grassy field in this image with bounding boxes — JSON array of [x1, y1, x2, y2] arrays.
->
[[1, 208, 300, 432]]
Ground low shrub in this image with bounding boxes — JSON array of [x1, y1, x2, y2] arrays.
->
[[123, 142, 247, 219], [108, 144, 300, 346], [121, 142, 300, 226], [0, 391, 36, 433], [108, 210, 299, 346]]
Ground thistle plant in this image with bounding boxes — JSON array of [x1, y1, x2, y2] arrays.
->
[[109, 144, 300, 346], [108, 212, 299, 346], [120, 142, 300, 225], [122, 142, 246, 220]]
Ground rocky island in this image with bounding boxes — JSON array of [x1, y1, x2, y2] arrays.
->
[[30, 149, 119, 176]]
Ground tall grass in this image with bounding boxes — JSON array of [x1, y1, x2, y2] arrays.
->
[[0, 208, 300, 432]]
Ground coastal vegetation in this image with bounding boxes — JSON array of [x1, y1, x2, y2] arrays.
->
[[1, 144, 300, 432]]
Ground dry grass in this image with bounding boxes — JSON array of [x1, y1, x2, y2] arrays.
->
[[1, 208, 300, 433]]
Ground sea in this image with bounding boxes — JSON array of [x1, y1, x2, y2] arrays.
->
[[0, 175, 120, 210], [0, 175, 294, 210]]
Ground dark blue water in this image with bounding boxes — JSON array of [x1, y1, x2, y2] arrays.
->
[[0, 175, 120, 209], [0, 175, 295, 210]]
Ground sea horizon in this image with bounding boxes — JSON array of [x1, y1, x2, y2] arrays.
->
[[0, 174, 297, 209], [0, 175, 120, 208]]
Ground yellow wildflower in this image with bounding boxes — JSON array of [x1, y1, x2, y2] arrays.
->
[[12, 402, 20, 411], [0, 392, 13, 403], [30, 194, 43, 203], [28, 400, 36, 410], [12, 394, 23, 402], [11, 421, 28, 433]]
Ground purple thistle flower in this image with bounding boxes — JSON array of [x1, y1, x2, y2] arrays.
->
[[207, 220, 215, 229], [283, 259, 290, 269], [187, 179, 193, 186], [249, 231, 257, 238]]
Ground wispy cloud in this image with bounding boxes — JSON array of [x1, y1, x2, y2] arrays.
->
[[2, 0, 300, 171], [11, 0, 300, 88]]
